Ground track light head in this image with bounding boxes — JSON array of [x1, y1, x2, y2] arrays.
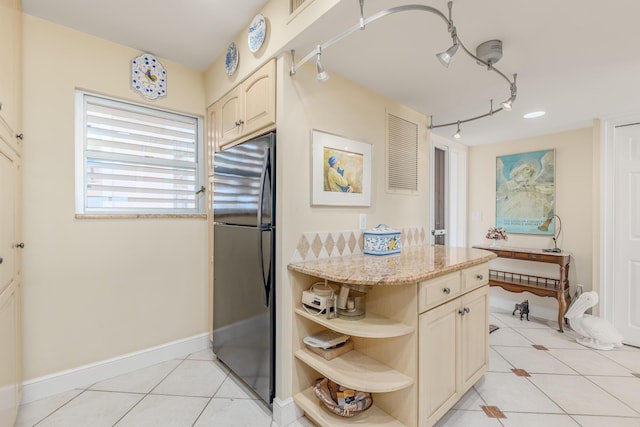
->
[[500, 96, 515, 111], [436, 42, 459, 68], [315, 45, 330, 82], [452, 122, 462, 140]]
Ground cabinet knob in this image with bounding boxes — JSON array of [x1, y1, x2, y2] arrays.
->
[[443, 287, 451, 294], [458, 307, 470, 316], [476, 274, 484, 280], [15, 242, 24, 248], [235, 119, 245, 127], [0, 256, 3, 264], [16, 133, 24, 140], [0, 101, 3, 111]]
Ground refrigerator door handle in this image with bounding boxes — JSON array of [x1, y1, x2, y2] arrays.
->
[[257, 148, 271, 227], [258, 228, 271, 307]]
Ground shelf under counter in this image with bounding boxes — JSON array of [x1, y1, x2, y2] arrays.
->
[[294, 387, 406, 427], [295, 307, 414, 338], [295, 348, 414, 393]]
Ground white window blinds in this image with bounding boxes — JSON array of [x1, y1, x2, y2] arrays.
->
[[75, 92, 203, 214]]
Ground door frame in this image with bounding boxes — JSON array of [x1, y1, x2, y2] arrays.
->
[[429, 134, 468, 247], [601, 114, 640, 322]]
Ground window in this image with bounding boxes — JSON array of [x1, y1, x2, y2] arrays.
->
[[75, 92, 204, 215]]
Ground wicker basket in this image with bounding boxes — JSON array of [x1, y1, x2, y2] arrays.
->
[[313, 378, 373, 417]]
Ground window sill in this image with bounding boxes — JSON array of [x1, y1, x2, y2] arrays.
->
[[75, 214, 207, 220]]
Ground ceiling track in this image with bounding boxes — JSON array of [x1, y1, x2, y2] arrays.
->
[[288, 1, 518, 132]]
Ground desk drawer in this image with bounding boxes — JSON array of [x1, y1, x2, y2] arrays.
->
[[462, 264, 489, 291], [418, 271, 461, 313], [513, 252, 557, 263]]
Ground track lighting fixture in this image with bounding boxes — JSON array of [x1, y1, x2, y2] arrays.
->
[[288, 1, 519, 135], [500, 75, 518, 111], [436, 41, 459, 68], [452, 122, 462, 140], [315, 45, 330, 82]]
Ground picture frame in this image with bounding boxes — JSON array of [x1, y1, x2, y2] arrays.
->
[[496, 149, 556, 235], [311, 129, 372, 206]]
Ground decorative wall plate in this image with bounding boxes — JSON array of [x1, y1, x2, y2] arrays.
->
[[131, 53, 167, 100], [248, 14, 266, 53], [225, 42, 239, 76]]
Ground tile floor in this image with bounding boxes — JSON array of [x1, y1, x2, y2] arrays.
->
[[15, 308, 640, 427]]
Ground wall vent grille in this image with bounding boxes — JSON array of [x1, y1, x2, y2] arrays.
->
[[290, 0, 307, 14], [387, 113, 418, 192]]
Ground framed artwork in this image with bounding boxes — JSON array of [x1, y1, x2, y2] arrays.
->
[[311, 129, 372, 206], [496, 149, 556, 235]]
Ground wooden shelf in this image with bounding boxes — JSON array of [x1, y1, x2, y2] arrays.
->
[[294, 387, 406, 427], [489, 270, 560, 291], [295, 348, 414, 393], [295, 307, 414, 338]]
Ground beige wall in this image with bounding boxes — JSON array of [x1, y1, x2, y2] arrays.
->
[[467, 127, 595, 316], [203, 0, 341, 106], [21, 16, 208, 380], [273, 57, 430, 399]]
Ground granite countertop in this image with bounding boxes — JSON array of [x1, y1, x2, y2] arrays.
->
[[287, 245, 497, 286]]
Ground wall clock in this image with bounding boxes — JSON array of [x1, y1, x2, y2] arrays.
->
[[131, 53, 167, 100]]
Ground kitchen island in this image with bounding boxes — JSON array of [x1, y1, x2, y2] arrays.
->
[[288, 245, 496, 427]]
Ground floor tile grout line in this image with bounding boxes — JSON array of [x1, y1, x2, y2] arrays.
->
[[111, 355, 192, 427], [32, 388, 88, 427], [580, 373, 640, 417], [191, 396, 214, 427]]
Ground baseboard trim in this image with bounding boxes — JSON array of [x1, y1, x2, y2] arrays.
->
[[21, 333, 210, 404], [272, 396, 303, 427]]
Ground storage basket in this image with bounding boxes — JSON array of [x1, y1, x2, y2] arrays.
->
[[313, 378, 373, 417]]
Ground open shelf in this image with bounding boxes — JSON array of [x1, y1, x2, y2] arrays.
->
[[294, 386, 406, 427], [295, 348, 414, 393], [295, 307, 414, 338], [489, 270, 560, 291]]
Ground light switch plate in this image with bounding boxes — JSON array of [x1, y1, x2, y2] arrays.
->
[[359, 214, 367, 230]]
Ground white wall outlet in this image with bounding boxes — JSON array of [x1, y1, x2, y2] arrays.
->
[[359, 214, 367, 230]]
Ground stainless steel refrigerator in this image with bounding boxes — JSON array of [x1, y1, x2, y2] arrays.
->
[[212, 132, 275, 405]]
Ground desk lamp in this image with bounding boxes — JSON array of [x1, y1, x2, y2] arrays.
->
[[538, 214, 562, 253]]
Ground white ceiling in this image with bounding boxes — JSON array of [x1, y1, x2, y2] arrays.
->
[[22, 0, 640, 145]]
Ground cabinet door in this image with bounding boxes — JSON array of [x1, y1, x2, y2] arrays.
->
[[0, 281, 18, 427], [217, 85, 243, 149], [207, 103, 217, 166], [460, 285, 489, 391], [0, 135, 18, 294], [419, 297, 460, 425], [241, 60, 276, 138], [0, 0, 22, 146]]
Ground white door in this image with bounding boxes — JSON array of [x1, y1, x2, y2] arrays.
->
[[612, 123, 640, 346]]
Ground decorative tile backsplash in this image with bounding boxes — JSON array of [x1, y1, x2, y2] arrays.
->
[[290, 226, 427, 263]]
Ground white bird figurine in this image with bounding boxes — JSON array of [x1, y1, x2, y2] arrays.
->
[[564, 291, 623, 350]]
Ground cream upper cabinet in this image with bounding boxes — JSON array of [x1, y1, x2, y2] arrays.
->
[[217, 85, 243, 149], [0, 0, 22, 152], [212, 59, 276, 152], [241, 60, 276, 138]]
